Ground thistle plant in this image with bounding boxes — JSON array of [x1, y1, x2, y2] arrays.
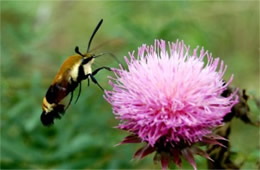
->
[[104, 40, 238, 170]]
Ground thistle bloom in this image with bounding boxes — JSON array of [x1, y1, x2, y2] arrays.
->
[[104, 40, 238, 169]]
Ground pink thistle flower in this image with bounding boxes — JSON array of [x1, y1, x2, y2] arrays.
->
[[104, 40, 238, 170]]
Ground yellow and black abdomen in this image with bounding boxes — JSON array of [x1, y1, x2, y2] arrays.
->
[[41, 55, 82, 126]]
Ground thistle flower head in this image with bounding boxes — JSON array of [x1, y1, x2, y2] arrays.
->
[[105, 40, 238, 169]]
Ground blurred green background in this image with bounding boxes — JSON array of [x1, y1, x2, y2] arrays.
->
[[1, 1, 259, 169]]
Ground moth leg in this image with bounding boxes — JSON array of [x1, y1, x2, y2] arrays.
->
[[89, 74, 104, 91], [65, 90, 74, 111], [81, 65, 111, 81], [82, 66, 110, 91], [82, 73, 90, 80], [74, 82, 82, 104], [87, 77, 90, 86], [92, 66, 111, 76]]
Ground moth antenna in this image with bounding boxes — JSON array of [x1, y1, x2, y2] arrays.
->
[[75, 46, 84, 57], [87, 19, 103, 53]]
